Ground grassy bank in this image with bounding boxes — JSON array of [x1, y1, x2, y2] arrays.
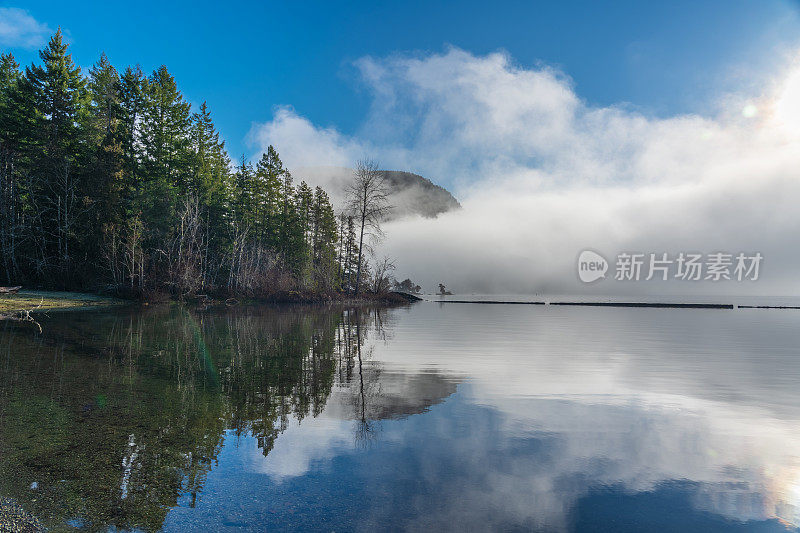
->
[[0, 291, 124, 314]]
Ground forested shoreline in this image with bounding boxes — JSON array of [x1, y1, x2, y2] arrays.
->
[[0, 30, 396, 301]]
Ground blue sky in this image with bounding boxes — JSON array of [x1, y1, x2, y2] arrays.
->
[[2, 1, 800, 162]]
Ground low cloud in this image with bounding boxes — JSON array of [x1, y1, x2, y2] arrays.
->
[[249, 47, 800, 297], [0, 8, 52, 50]]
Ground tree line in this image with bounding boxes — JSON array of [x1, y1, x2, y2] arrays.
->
[[0, 30, 393, 298]]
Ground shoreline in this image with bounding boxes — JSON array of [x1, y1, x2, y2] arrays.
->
[[0, 290, 126, 314], [0, 289, 417, 317], [7, 290, 799, 316]]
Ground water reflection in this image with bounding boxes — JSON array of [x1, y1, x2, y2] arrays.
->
[[0, 303, 799, 532], [0, 305, 448, 531]]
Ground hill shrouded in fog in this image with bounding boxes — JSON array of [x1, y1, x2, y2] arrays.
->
[[293, 166, 461, 220]]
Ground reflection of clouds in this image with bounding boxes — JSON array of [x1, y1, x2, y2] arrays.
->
[[356, 395, 797, 531], [379, 304, 800, 417], [359, 304, 800, 529], [240, 417, 352, 480], [328, 369, 459, 421], [498, 396, 793, 525], [183, 304, 800, 531], [232, 382, 800, 528], [184, 391, 798, 531]]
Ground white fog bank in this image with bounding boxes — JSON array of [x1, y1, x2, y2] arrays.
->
[[249, 48, 800, 297]]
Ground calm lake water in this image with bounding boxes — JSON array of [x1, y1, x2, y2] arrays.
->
[[2, 302, 800, 532]]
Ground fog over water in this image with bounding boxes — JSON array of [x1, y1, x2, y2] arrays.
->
[[249, 48, 800, 298]]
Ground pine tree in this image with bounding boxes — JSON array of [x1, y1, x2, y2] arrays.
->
[[191, 101, 230, 208], [0, 53, 21, 111], [87, 53, 125, 232], [23, 28, 91, 281], [311, 186, 338, 289], [118, 65, 146, 193], [276, 172, 304, 275], [254, 145, 286, 246], [190, 101, 232, 275], [0, 53, 22, 282], [88, 53, 120, 140], [296, 181, 314, 239], [295, 180, 314, 281], [139, 65, 191, 240], [233, 156, 255, 230], [141, 65, 191, 187]]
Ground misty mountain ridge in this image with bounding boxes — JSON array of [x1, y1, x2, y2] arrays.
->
[[293, 166, 461, 220]]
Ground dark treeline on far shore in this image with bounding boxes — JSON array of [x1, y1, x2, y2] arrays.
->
[[0, 30, 399, 301]]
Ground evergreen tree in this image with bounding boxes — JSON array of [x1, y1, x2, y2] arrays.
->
[[118, 65, 146, 192], [88, 53, 120, 140], [276, 172, 305, 275], [22, 28, 91, 280], [87, 53, 125, 235], [0, 30, 357, 297], [233, 156, 255, 230], [295, 180, 314, 280], [311, 186, 338, 289], [254, 145, 286, 246], [296, 181, 314, 239], [139, 65, 191, 240], [190, 101, 232, 276], [191, 101, 230, 206], [0, 53, 22, 282]]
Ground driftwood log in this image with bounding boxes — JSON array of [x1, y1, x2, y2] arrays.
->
[[0, 286, 22, 294], [0, 295, 42, 333]]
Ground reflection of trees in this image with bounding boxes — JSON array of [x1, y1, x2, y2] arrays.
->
[[0, 311, 229, 532], [333, 307, 456, 424], [333, 308, 392, 444], [0, 305, 388, 532]]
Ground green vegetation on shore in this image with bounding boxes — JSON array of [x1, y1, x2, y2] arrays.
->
[[0, 31, 397, 301]]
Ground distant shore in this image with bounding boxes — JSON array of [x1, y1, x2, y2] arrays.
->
[[427, 298, 800, 310]]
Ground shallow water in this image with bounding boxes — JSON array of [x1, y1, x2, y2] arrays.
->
[[1, 302, 800, 532]]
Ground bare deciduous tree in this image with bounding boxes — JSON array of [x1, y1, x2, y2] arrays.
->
[[345, 159, 391, 295], [370, 254, 396, 294]]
